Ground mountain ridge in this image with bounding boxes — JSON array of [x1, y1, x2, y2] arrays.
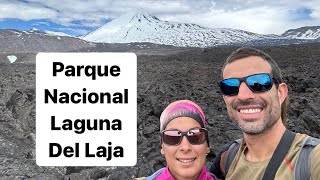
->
[[1, 11, 320, 48], [82, 11, 283, 47], [0, 29, 93, 52], [282, 26, 320, 39]]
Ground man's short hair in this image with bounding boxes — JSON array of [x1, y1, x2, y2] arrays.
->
[[221, 47, 288, 124]]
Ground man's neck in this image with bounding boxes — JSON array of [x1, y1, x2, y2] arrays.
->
[[243, 120, 286, 162]]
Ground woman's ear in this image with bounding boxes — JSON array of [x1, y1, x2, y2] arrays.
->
[[207, 147, 210, 154]]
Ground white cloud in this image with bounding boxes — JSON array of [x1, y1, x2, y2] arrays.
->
[[157, 0, 320, 34], [0, 1, 57, 20], [160, 6, 291, 34]]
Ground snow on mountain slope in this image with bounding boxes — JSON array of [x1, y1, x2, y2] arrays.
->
[[26, 28, 71, 37], [83, 11, 280, 47], [282, 26, 320, 39]]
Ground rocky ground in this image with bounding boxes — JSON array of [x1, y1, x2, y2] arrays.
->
[[0, 43, 319, 179]]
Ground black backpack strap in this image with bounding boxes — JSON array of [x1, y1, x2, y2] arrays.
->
[[210, 139, 241, 179], [224, 139, 242, 175], [210, 142, 233, 179], [262, 130, 296, 180], [294, 136, 320, 180]]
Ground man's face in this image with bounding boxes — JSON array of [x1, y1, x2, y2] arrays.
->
[[222, 56, 284, 135]]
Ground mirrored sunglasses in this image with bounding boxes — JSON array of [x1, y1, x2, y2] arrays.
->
[[219, 73, 278, 96], [161, 128, 207, 146]]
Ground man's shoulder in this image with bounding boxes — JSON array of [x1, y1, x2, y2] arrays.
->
[[293, 133, 308, 143], [310, 138, 320, 159], [311, 144, 320, 179], [296, 134, 320, 179], [288, 133, 307, 152], [287, 133, 320, 158], [221, 133, 316, 159], [212, 133, 320, 179], [314, 143, 320, 150], [294, 133, 320, 150]]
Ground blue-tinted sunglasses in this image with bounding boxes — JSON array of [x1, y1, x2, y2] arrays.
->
[[219, 73, 278, 96]]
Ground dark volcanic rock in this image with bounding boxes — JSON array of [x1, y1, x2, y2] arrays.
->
[[0, 43, 319, 179]]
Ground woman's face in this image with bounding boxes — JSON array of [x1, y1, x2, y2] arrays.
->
[[161, 117, 209, 180]]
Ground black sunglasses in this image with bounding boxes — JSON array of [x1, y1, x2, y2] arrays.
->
[[219, 73, 278, 96], [161, 128, 207, 146]]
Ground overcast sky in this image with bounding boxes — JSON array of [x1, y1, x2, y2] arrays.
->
[[0, 0, 319, 36]]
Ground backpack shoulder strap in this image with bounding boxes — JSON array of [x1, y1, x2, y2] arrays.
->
[[294, 136, 320, 180], [223, 139, 242, 175], [147, 167, 165, 180], [262, 130, 296, 180], [210, 139, 242, 179]]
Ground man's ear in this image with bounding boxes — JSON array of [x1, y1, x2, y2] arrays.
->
[[222, 95, 227, 102], [277, 83, 288, 104]]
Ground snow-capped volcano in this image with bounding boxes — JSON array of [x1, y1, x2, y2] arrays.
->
[[83, 11, 280, 47], [282, 26, 320, 39]]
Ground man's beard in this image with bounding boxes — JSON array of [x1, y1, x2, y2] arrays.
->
[[228, 98, 281, 135]]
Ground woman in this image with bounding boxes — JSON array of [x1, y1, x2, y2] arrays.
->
[[138, 100, 214, 180]]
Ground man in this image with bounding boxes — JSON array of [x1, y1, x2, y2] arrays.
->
[[211, 47, 320, 179]]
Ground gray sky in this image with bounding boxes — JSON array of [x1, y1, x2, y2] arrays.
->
[[0, 0, 319, 36]]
